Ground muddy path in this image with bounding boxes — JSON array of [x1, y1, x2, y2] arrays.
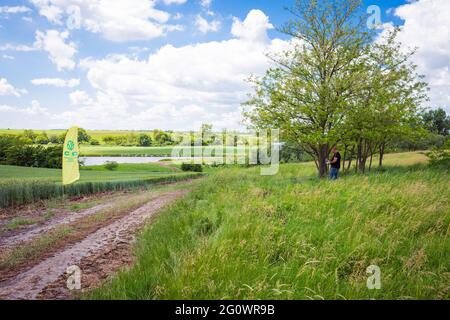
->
[[0, 203, 115, 248], [0, 188, 190, 300]]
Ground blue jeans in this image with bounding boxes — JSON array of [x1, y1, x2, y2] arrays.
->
[[330, 167, 339, 180]]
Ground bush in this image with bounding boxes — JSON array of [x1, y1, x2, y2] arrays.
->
[[90, 139, 100, 145], [139, 134, 152, 147], [35, 133, 50, 145], [181, 163, 203, 172], [426, 139, 450, 167], [104, 161, 119, 171]]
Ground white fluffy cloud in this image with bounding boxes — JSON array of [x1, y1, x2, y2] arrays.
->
[[0, 44, 36, 52], [69, 90, 91, 105], [162, 0, 188, 4], [0, 100, 48, 116], [31, 78, 80, 88], [0, 78, 27, 97], [231, 10, 274, 43], [195, 15, 220, 34], [200, 0, 212, 9], [392, 0, 450, 110], [53, 10, 290, 130], [0, 6, 31, 14], [34, 30, 77, 71], [30, 0, 182, 42]]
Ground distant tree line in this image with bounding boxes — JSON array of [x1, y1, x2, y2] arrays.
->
[[101, 130, 174, 147], [0, 135, 63, 168]]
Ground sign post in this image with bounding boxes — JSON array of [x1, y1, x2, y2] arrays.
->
[[62, 126, 80, 186]]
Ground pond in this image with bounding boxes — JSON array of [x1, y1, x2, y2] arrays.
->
[[79, 156, 221, 166], [80, 157, 182, 166]]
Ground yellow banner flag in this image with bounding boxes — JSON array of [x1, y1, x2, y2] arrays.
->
[[62, 126, 80, 185]]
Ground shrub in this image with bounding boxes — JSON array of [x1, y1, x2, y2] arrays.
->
[[139, 134, 152, 147], [90, 139, 100, 145], [104, 161, 119, 171], [181, 163, 203, 172], [426, 139, 450, 167]]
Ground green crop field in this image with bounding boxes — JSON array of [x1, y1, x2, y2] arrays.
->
[[0, 163, 179, 182], [89, 152, 449, 300], [0, 163, 201, 208]]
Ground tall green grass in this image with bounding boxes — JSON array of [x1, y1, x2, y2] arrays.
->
[[89, 161, 449, 300], [0, 173, 202, 208]]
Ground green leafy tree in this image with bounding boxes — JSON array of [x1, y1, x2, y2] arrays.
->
[[78, 128, 91, 144], [153, 130, 173, 146], [244, 0, 372, 177], [422, 108, 450, 136], [22, 130, 37, 142], [344, 28, 428, 172], [35, 132, 50, 145], [138, 134, 152, 147]]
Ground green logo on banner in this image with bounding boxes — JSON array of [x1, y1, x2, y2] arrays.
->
[[67, 140, 75, 151]]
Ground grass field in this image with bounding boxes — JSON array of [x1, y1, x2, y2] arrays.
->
[[0, 163, 179, 183], [0, 163, 201, 208], [88, 152, 449, 300]]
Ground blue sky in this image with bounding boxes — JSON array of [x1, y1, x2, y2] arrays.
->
[[0, 0, 448, 130]]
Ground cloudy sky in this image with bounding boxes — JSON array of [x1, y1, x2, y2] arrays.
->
[[0, 0, 448, 130]]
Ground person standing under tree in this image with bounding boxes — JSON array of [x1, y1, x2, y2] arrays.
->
[[329, 147, 341, 180]]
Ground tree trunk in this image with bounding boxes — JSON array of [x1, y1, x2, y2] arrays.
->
[[317, 145, 329, 178], [357, 139, 366, 174], [347, 145, 354, 172], [379, 142, 386, 167], [342, 145, 348, 173], [368, 144, 374, 172]]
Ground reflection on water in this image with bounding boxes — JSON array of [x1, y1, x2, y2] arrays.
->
[[80, 157, 179, 166], [80, 156, 220, 166]]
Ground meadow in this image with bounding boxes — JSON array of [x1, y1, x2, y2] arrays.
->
[[89, 152, 449, 300], [0, 163, 201, 208]]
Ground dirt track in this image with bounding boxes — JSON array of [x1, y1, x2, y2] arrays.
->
[[0, 203, 114, 248], [0, 188, 190, 300]]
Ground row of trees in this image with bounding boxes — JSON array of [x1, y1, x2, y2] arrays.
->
[[0, 135, 63, 168], [102, 130, 174, 147], [244, 0, 440, 177], [18, 129, 92, 145]]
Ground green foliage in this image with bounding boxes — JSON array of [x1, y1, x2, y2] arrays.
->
[[138, 134, 152, 147], [0, 135, 63, 168], [35, 132, 50, 145], [22, 129, 37, 141], [181, 163, 203, 172], [392, 132, 445, 151], [426, 139, 450, 167], [104, 161, 119, 171], [153, 130, 173, 146], [422, 108, 450, 136], [77, 128, 91, 143], [280, 142, 314, 163], [89, 139, 100, 146]]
